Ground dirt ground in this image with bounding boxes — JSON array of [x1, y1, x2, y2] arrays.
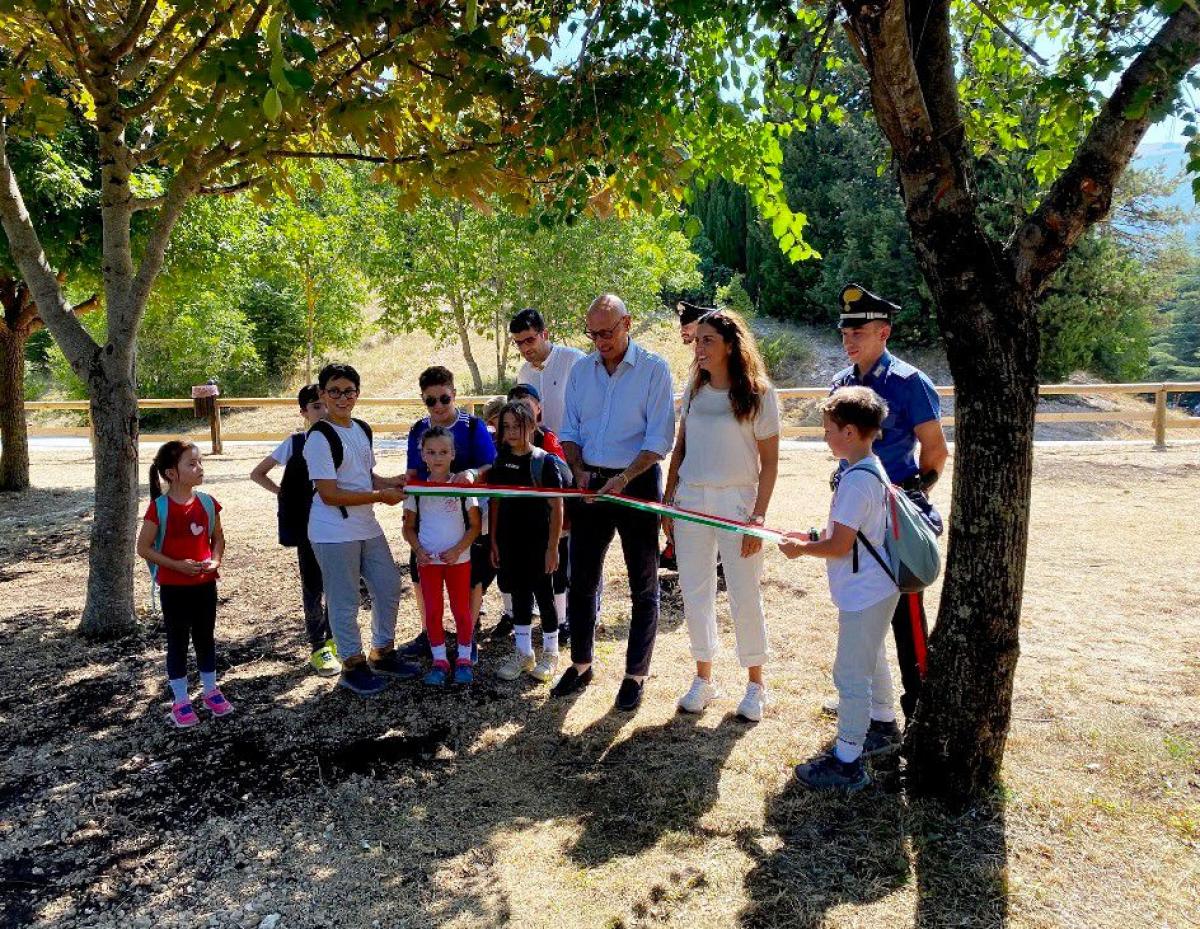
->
[[1, 442, 1198, 929]]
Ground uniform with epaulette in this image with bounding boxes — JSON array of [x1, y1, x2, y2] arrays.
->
[[830, 284, 946, 722]]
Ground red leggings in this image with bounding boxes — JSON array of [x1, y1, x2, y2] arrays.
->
[[418, 562, 474, 650]]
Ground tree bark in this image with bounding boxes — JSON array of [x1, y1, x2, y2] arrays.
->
[[0, 305, 30, 492], [451, 293, 484, 393]]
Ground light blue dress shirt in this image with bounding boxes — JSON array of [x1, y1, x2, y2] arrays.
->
[[559, 339, 676, 468]]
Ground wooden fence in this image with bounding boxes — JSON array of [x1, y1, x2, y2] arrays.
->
[[22, 382, 1200, 454]]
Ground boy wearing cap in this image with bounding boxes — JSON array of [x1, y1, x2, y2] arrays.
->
[[828, 283, 948, 740]]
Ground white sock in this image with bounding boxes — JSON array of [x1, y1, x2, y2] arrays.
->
[[835, 738, 863, 763], [514, 625, 534, 658], [554, 592, 567, 623], [199, 670, 218, 695], [431, 644, 448, 664], [542, 630, 559, 655], [168, 677, 189, 704], [870, 707, 897, 724], [502, 593, 513, 616]]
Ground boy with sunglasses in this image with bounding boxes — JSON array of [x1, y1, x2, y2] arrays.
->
[[400, 366, 498, 660]]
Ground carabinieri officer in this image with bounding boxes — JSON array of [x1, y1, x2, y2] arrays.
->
[[830, 283, 949, 729]]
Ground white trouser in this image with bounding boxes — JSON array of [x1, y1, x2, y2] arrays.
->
[[834, 591, 901, 750], [673, 482, 769, 668]]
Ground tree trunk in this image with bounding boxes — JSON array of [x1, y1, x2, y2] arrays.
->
[[79, 358, 140, 638], [0, 320, 30, 492], [451, 294, 484, 393], [905, 273, 1040, 804]]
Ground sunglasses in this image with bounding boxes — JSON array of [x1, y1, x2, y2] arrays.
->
[[511, 333, 541, 348], [423, 394, 453, 407]]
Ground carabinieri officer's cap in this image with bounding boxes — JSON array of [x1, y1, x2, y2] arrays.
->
[[838, 284, 899, 328]]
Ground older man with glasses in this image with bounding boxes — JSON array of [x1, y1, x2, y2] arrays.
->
[[551, 295, 676, 711]]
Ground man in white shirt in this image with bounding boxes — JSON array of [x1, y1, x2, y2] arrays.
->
[[511, 308, 585, 435], [552, 295, 676, 711]]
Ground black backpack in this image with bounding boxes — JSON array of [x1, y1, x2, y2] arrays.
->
[[307, 418, 374, 520], [277, 433, 312, 547]]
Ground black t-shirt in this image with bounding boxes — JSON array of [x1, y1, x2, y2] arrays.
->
[[491, 448, 563, 550]]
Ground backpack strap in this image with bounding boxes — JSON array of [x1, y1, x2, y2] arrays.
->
[[195, 492, 217, 542], [838, 462, 896, 583], [529, 446, 548, 488], [149, 494, 170, 582], [308, 420, 352, 518], [353, 417, 373, 446]]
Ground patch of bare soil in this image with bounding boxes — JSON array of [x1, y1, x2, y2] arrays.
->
[[1, 444, 1197, 929]]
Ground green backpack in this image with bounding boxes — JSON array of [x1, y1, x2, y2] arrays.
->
[[844, 461, 941, 593]]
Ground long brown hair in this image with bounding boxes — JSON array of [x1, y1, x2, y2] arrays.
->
[[149, 441, 199, 499], [688, 309, 770, 421]]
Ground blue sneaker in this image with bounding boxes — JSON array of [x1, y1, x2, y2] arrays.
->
[[423, 661, 450, 687], [794, 752, 870, 793], [453, 661, 474, 686], [337, 663, 387, 697], [369, 650, 422, 680], [399, 630, 431, 660]]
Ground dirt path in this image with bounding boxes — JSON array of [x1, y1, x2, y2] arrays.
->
[[1, 444, 1198, 929]]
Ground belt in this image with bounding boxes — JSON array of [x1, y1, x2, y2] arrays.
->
[[585, 464, 627, 478]]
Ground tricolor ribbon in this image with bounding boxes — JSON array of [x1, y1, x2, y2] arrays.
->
[[405, 481, 787, 543]]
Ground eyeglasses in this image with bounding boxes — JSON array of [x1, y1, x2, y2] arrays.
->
[[583, 321, 626, 341], [323, 387, 359, 399], [423, 394, 453, 407], [511, 334, 541, 349]]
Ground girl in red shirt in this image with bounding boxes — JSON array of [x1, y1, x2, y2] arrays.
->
[[136, 441, 230, 728]]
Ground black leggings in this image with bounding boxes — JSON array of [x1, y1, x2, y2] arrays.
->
[[509, 574, 559, 633], [161, 582, 218, 680]]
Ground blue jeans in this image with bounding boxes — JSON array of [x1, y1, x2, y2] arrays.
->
[[312, 534, 401, 662], [567, 465, 661, 676]]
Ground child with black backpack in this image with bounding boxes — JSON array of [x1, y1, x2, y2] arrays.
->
[[403, 426, 482, 687], [489, 401, 566, 684], [137, 441, 231, 729], [779, 387, 900, 792], [250, 385, 339, 677]]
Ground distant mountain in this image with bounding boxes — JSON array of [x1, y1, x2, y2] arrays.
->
[[1130, 141, 1200, 242]]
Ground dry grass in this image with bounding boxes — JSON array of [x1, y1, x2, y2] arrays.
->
[[1, 441, 1197, 929]]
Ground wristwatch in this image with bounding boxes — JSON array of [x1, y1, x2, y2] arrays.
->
[[747, 514, 765, 526]]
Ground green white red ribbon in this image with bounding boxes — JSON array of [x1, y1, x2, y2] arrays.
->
[[405, 481, 786, 542]]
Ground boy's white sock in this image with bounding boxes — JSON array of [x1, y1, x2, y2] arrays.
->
[[431, 644, 448, 665], [554, 592, 567, 624], [835, 738, 863, 763], [168, 677, 189, 704], [502, 593, 513, 616], [541, 630, 559, 655], [514, 625, 534, 658]]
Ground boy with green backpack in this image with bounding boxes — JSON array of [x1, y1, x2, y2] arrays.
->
[[779, 386, 940, 792]]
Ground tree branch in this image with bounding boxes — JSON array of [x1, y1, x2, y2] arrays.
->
[[123, 5, 189, 81], [130, 176, 257, 210], [26, 292, 101, 335], [111, 0, 159, 60], [44, 12, 100, 99], [1012, 5, 1200, 295], [125, 164, 199, 329], [240, 0, 271, 40], [267, 145, 496, 164], [127, 3, 240, 120], [0, 118, 99, 375]]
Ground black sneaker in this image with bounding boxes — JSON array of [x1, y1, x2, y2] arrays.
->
[[369, 651, 422, 680], [488, 613, 514, 641], [615, 677, 644, 712], [337, 663, 387, 697], [549, 665, 593, 698], [398, 630, 431, 659], [794, 752, 870, 792], [557, 621, 571, 645], [659, 543, 678, 572], [863, 719, 902, 758]]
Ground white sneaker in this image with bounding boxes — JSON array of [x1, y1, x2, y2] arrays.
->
[[496, 651, 536, 681], [737, 682, 767, 722], [677, 676, 719, 714], [530, 651, 559, 683]]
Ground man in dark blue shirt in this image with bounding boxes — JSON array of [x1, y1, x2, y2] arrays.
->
[[830, 284, 949, 735]]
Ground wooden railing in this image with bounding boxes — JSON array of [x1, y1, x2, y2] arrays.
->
[[21, 382, 1200, 454]]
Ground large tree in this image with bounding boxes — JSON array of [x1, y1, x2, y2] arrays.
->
[[802, 0, 1200, 802], [0, 1, 800, 638]]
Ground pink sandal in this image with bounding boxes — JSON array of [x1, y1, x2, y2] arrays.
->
[[201, 689, 234, 717], [167, 700, 199, 728]]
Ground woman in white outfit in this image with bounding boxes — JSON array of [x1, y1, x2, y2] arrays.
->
[[662, 309, 780, 721]]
